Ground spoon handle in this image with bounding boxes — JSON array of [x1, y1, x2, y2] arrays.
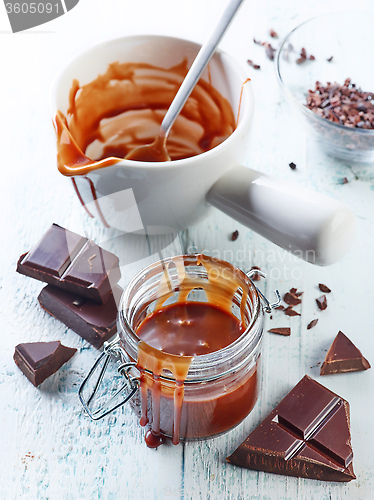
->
[[160, 0, 245, 138]]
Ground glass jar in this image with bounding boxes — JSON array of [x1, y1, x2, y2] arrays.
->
[[79, 255, 280, 447]]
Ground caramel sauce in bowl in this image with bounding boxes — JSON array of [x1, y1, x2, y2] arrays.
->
[[117, 255, 263, 446], [52, 35, 254, 233]]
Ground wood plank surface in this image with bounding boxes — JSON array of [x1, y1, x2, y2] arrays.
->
[[1, 0, 373, 499]]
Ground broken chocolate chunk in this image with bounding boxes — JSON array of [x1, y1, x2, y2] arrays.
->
[[227, 375, 355, 482], [283, 292, 302, 306], [316, 295, 328, 310], [320, 331, 371, 375], [14, 341, 77, 386], [268, 327, 291, 336], [284, 307, 300, 317], [307, 319, 319, 330], [289, 162, 297, 170], [16, 224, 121, 304], [38, 284, 122, 349], [319, 284, 331, 293]]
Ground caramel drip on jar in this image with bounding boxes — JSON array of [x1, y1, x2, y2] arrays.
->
[[55, 60, 236, 175], [137, 341, 192, 446], [154, 254, 249, 326], [135, 255, 253, 447]]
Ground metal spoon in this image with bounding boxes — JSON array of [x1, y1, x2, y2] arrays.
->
[[125, 0, 245, 162]]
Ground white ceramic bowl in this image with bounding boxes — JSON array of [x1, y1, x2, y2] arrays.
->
[[52, 34, 254, 234]]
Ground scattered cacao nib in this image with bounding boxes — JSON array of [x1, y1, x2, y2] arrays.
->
[[230, 230, 239, 241], [269, 29, 278, 38], [284, 306, 301, 317], [289, 162, 297, 170], [283, 292, 302, 306], [296, 47, 314, 64], [249, 265, 261, 281], [316, 295, 328, 311], [247, 60, 261, 70], [268, 327, 291, 336], [327, 56, 334, 62], [319, 284, 331, 293], [264, 42, 276, 61], [307, 319, 319, 330], [306, 79, 374, 130]]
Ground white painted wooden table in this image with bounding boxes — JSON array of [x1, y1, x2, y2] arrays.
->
[[1, 0, 373, 498]]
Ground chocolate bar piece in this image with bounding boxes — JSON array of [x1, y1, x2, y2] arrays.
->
[[283, 292, 302, 306], [319, 284, 331, 293], [316, 295, 328, 310], [307, 319, 319, 330], [38, 284, 122, 348], [320, 331, 371, 375], [14, 341, 77, 386], [268, 327, 291, 336], [17, 224, 121, 303], [227, 375, 356, 482]]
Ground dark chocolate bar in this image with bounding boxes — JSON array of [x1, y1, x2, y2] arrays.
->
[[227, 375, 355, 482], [320, 331, 371, 375], [17, 224, 121, 303], [14, 341, 77, 386], [38, 284, 122, 348]]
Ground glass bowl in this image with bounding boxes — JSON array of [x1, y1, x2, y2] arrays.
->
[[276, 11, 374, 163]]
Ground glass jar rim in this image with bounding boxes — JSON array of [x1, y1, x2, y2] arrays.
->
[[118, 254, 264, 383]]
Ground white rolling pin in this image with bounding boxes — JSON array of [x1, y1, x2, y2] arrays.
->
[[207, 165, 356, 266]]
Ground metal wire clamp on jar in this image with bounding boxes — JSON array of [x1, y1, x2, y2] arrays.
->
[[79, 255, 280, 446]]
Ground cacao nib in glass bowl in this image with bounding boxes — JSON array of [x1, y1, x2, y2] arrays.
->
[[276, 12, 374, 163]]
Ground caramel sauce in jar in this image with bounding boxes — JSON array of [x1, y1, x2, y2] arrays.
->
[[118, 255, 264, 447], [136, 302, 246, 356]]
